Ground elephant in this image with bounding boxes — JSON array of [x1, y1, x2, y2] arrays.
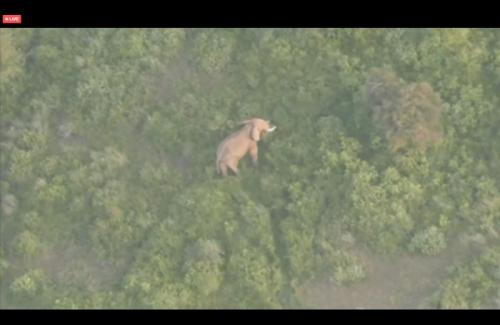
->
[[216, 118, 276, 177]]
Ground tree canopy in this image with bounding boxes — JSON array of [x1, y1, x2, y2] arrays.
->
[[1, 28, 499, 309]]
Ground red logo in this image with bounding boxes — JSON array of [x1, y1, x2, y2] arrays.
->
[[2, 15, 22, 24]]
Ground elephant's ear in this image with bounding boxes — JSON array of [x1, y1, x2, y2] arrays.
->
[[251, 124, 261, 141]]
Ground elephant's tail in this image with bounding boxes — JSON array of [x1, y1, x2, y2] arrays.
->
[[216, 159, 221, 175]]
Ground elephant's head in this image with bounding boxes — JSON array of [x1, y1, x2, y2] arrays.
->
[[240, 118, 277, 142]]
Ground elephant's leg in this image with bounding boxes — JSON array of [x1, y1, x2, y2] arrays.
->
[[249, 143, 258, 167], [226, 158, 239, 176], [219, 162, 228, 177]]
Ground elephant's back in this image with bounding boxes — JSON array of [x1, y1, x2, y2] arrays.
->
[[216, 130, 249, 161]]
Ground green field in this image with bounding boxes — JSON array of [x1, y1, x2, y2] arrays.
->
[[1, 28, 499, 309]]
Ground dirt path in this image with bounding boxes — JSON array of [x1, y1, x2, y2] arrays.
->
[[297, 234, 479, 309]]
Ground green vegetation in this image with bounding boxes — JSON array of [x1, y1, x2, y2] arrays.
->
[[1, 28, 499, 309]]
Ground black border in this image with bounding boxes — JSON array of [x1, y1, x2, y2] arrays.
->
[[1, 0, 499, 321], [0, 0, 499, 27], [0, 309, 498, 323]]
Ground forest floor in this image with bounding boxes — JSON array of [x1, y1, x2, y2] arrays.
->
[[296, 231, 484, 309]]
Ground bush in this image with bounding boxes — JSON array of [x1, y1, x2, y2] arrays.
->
[[318, 245, 366, 286], [9, 269, 47, 299], [0, 256, 9, 282], [183, 239, 224, 297], [14, 230, 41, 258], [439, 263, 494, 309], [331, 250, 366, 285], [193, 31, 235, 74], [409, 226, 447, 256], [1, 193, 17, 216]]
